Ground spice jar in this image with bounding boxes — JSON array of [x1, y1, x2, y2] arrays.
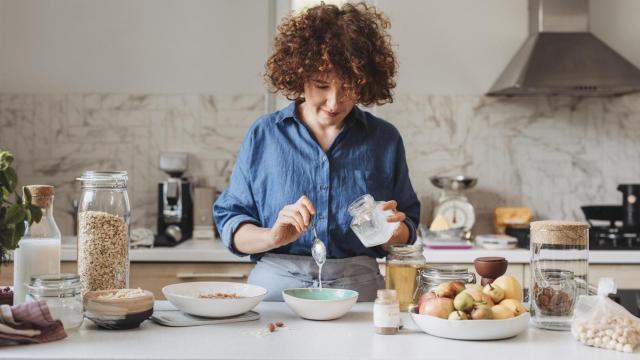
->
[[77, 171, 130, 295], [530, 220, 589, 330], [374, 289, 400, 335], [26, 273, 84, 330], [385, 245, 426, 311], [349, 194, 400, 247], [414, 265, 476, 302]]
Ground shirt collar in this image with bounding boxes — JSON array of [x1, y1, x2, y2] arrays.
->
[[276, 101, 368, 130]]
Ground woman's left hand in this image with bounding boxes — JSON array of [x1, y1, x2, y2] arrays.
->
[[380, 200, 410, 247]]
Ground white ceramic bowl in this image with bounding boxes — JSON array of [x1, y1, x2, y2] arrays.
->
[[162, 282, 266, 318], [282, 288, 358, 321], [410, 311, 530, 340]]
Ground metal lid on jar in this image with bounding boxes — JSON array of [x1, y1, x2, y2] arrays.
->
[[419, 264, 475, 283], [77, 171, 128, 188], [530, 220, 589, 245], [27, 273, 82, 296]]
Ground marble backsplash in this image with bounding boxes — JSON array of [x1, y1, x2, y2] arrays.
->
[[1, 93, 639, 235]]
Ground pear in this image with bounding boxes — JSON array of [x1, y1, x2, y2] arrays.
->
[[483, 283, 505, 303], [448, 310, 469, 320], [453, 291, 475, 312], [492, 275, 523, 302], [491, 304, 515, 319], [470, 303, 494, 320], [499, 299, 528, 316]]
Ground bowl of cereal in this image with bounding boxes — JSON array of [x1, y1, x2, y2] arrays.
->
[[84, 288, 155, 330], [162, 282, 267, 318]]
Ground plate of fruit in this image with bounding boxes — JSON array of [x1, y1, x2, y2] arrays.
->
[[410, 275, 530, 340]]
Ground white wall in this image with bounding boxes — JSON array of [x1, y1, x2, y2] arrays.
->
[[590, 0, 640, 68], [0, 0, 270, 94], [1, 0, 639, 95], [378, 0, 529, 95]]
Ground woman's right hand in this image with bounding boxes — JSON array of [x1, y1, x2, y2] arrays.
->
[[269, 195, 316, 248]]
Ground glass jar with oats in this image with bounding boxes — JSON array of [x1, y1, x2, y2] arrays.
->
[[76, 171, 130, 295], [385, 245, 426, 312]]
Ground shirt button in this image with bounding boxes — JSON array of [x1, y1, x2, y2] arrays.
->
[[318, 214, 325, 220], [320, 185, 328, 190]]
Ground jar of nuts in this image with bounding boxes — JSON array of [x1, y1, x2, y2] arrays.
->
[[530, 220, 589, 331], [76, 171, 130, 295]]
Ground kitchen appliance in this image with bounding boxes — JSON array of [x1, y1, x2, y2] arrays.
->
[[581, 205, 640, 250], [192, 187, 216, 240], [487, 0, 640, 96], [156, 152, 193, 246], [429, 176, 477, 237], [618, 184, 640, 230]]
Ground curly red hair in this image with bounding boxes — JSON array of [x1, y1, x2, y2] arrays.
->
[[265, 2, 397, 106]]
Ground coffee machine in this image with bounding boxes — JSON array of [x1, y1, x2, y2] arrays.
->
[[155, 152, 193, 246]]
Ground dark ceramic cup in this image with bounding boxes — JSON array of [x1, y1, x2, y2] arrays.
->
[[473, 257, 508, 286]]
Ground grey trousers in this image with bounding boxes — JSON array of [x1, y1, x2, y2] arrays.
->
[[247, 253, 384, 302]]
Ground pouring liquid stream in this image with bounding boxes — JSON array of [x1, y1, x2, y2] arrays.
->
[[310, 222, 326, 289]]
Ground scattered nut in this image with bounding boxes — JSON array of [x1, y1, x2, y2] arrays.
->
[[275, 321, 284, 328], [267, 323, 276, 332]]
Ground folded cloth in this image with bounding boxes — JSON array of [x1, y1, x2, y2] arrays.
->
[[0, 300, 67, 346]]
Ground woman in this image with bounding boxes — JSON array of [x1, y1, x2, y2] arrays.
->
[[213, 2, 420, 301]]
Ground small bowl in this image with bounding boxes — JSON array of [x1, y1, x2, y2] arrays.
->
[[282, 288, 358, 321], [162, 282, 266, 318], [84, 289, 155, 330], [474, 257, 508, 280]]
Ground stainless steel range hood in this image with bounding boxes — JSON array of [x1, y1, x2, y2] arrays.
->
[[487, 0, 640, 97]]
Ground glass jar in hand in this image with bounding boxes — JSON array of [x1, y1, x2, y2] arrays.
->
[[385, 245, 426, 312]]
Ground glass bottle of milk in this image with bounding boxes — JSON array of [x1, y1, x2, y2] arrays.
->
[[13, 185, 61, 305]]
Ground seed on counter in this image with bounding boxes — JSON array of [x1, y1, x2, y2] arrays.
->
[[267, 323, 276, 332]]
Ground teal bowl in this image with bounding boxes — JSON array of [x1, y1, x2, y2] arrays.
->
[[282, 288, 358, 320]]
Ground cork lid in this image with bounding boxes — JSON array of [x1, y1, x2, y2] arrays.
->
[[24, 185, 54, 208], [530, 220, 589, 246]]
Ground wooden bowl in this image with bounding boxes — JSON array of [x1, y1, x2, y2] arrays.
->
[[84, 289, 154, 330], [473, 257, 508, 281]]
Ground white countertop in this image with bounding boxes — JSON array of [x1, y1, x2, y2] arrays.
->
[[1, 301, 634, 360], [60, 237, 640, 264]]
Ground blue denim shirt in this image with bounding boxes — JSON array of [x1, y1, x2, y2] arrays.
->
[[213, 102, 420, 261]]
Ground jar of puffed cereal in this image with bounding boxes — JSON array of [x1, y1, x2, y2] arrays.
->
[[76, 171, 130, 295]]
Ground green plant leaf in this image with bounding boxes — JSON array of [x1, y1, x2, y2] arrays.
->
[[5, 204, 25, 225], [23, 186, 32, 205], [14, 221, 26, 243], [0, 171, 8, 189], [29, 205, 42, 224], [5, 167, 17, 193], [5, 226, 16, 250]]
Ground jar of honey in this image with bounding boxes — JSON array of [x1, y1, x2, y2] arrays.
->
[[385, 245, 426, 311]]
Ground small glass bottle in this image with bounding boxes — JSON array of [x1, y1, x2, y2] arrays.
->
[[13, 185, 61, 305], [374, 289, 400, 335], [26, 273, 84, 330], [77, 171, 130, 295], [348, 194, 399, 247], [530, 220, 589, 330], [385, 245, 426, 311]]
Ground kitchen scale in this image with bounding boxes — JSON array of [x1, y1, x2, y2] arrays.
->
[[430, 176, 477, 238]]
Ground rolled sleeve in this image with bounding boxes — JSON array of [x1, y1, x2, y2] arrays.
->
[[220, 215, 260, 256]]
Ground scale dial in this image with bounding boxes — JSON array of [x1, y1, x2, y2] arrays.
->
[[434, 199, 476, 231]]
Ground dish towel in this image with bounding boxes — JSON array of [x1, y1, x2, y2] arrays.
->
[[0, 300, 67, 345]]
